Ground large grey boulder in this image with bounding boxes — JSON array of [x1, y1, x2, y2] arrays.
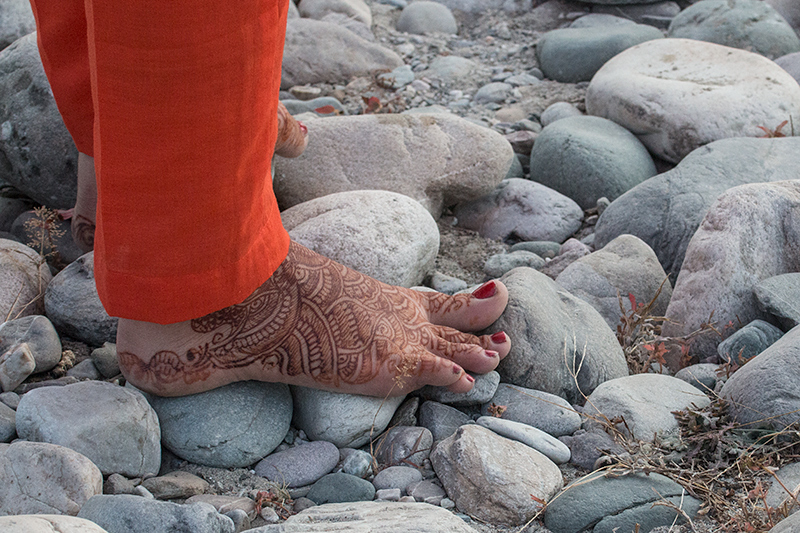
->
[[0, 0, 35, 51], [721, 325, 800, 431], [594, 137, 800, 278], [282, 191, 438, 287], [662, 181, 800, 357], [556, 234, 672, 330], [282, 19, 402, 89], [530, 116, 657, 210], [274, 113, 514, 218], [586, 38, 800, 164], [489, 267, 628, 405], [430, 424, 562, 526], [0, 33, 77, 208], [142, 381, 292, 468], [77, 495, 234, 533], [0, 441, 102, 516], [15, 381, 161, 477], [668, 0, 800, 59], [536, 24, 663, 83], [0, 238, 51, 319]]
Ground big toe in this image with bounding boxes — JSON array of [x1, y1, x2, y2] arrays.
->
[[421, 280, 509, 332]]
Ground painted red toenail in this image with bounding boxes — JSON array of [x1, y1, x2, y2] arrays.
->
[[465, 375, 475, 383], [298, 121, 307, 135], [491, 331, 507, 344], [453, 364, 463, 374], [485, 350, 498, 358], [473, 281, 496, 299]]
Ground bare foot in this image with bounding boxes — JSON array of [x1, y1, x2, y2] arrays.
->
[[275, 101, 308, 158], [117, 241, 510, 398]]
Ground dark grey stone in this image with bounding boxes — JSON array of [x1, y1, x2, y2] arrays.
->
[[718, 320, 784, 365], [559, 428, 623, 470], [675, 363, 722, 393], [90, 342, 120, 378], [473, 82, 512, 104], [480, 383, 581, 437], [755, 273, 800, 330], [0, 401, 14, 442], [417, 370, 499, 406], [0, 315, 61, 373], [306, 473, 376, 504], [66, 358, 101, 380], [372, 465, 423, 493], [10, 210, 83, 265], [0, 197, 29, 232], [388, 396, 419, 428], [592, 2, 680, 27], [374, 426, 433, 468], [484, 251, 545, 278], [254, 441, 339, 488], [419, 400, 473, 441]]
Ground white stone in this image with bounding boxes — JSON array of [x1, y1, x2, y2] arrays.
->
[[477, 416, 571, 464], [0, 515, 109, 533], [0, 238, 51, 319]]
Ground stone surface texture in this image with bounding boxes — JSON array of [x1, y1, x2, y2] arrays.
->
[[0, 239, 51, 319]]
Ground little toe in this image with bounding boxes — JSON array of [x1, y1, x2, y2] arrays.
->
[[399, 347, 472, 392], [420, 280, 509, 332], [423, 326, 506, 375]]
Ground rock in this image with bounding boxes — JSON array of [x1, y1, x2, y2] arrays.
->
[[428, 272, 467, 295], [0, 0, 35, 51], [341, 449, 373, 478], [570, 14, 637, 28], [0, 401, 14, 441], [418, 400, 473, 441], [375, 488, 401, 501], [15, 381, 161, 477], [298, 0, 372, 26], [280, 96, 346, 117], [251, 501, 476, 533], [544, 471, 701, 533], [374, 426, 433, 467], [0, 515, 109, 533], [306, 472, 376, 504], [388, 396, 419, 429], [773, 513, 800, 533], [510, 240, 560, 259], [141, 471, 209, 500], [668, 0, 800, 59], [662, 181, 800, 357], [586, 39, 800, 164], [755, 273, 800, 330], [484, 251, 544, 278], [454, 179, 583, 243], [592, 2, 680, 28], [675, 363, 722, 393], [0, 197, 29, 232], [721, 325, 800, 431], [397, 2, 458, 35], [0, 315, 61, 373], [282, 19, 402, 88], [287, 0, 299, 18], [14, 375, 77, 393], [530, 116, 657, 210], [0, 441, 102, 515], [0, 390, 19, 408], [767, 0, 800, 33], [90, 341, 119, 378], [473, 82, 512, 104], [717, 320, 784, 365], [282, 191, 438, 287], [481, 383, 580, 437], [254, 440, 339, 488], [539, 101, 583, 127], [583, 374, 711, 441], [274, 113, 514, 217], [418, 56, 476, 83], [490, 267, 628, 404], [10, 209, 83, 265], [431, 424, 562, 526], [44, 252, 118, 346], [372, 465, 423, 493], [77, 495, 235, 533], [594, 137, 800, 278], [291, 385, 404, 448], [476, 416, 570, 464], [143, 381, 291, 468], [503, 130, 537, 154], [376, 65, 414, 90], [766, 461, 800, 514], [0, 342, 33, 391], [186, 495, 256, 518], [225, 509, 250, 532], [559, 428, 624, 470], [0, 238, 51, 319], [406, 479, 446, 503], [537, 24, 663, 83], [0, 33, 78, 208], [417, 370, 500, 406], [104, 473, 137, 495], [776, 51, 800, 83], [555, 234, 672, 330]]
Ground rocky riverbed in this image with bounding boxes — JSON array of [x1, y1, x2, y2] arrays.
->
[[2, 0, 800, 532]]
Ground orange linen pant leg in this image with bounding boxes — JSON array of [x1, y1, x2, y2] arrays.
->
[[29, 0, 292, 324]]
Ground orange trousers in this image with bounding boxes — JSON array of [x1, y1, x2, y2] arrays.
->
[[29, 0, 292, 324]]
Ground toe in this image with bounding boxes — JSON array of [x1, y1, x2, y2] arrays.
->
[[395, 346, 473, 393], [420, 280, 509, 332], [275, 101, 309, 158], [422, 325, 509, 375]]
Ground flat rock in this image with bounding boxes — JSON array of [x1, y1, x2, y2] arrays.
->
[[537, 24, 663, 83], [15, 381, 160, 477], [586, 38, 800, 163], [0, 0, 35, 50], [306, 472, 376, 504], [77, 495, 234, 533], [721, 325, 800, 431], [476, 416, 570, 464], [545, 471, 701, 533], [0, 238, 51, 319], [489, 267, 628, 404], [718, 320, 784, 365], [668, 0, 800, 59], [556, 234, 672, 330], [530, 116, 657, 210], [0, 515, 109, 533], [583, 373, 711, 441], [141, 471, 210, 500], [282, 191, 438, 287], [0, 33, 77, 208], [0, 314, 61, 373], [251, 501, 476, 533], [0, 441, 102, 515], [44, 252, 118, 346], [142, 381, 291, 468], [254, 440, 339, 488], [397, 1, 457, 35], [755, 273, 800, 330], [662, 181, 800, 357], [274, 113, 514, 218], [282, 19, 402, 88], [453, 178, 583, 243], [430, 424, 562, 526], [291, 385, 403, 448], [298, 0, 372, 26], [481, 383, 581, 437], [594, 137, 800, 278]]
